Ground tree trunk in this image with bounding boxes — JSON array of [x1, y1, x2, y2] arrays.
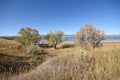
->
[[93, 40, 101, 49], [54, 43, 57, 49]]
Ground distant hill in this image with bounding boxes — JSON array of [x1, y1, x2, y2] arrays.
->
[[0, 36, 17, 40], [0, 38, 18, 47], [106, 34, 120, 37]]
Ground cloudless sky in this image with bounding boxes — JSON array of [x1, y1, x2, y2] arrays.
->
[[0, 0, 120, 36]]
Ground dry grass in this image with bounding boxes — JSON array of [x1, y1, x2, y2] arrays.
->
[[10, 42, 120, 80], [0, 38, 47, 80], [0, 38, 21, 56], [0, 38, 18, 48]]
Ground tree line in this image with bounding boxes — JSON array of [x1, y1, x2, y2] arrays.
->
[[16, 24, 105, 54]]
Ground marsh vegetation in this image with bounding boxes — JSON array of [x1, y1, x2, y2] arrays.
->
[[0, 25, 120, 80]]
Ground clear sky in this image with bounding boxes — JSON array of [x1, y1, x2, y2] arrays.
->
[[0, 0, 120, 36]]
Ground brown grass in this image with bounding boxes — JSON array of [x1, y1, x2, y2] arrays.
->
[[0, 38, 18, 48], [9, 41, 120, 80], [0, 38, 47, 80]]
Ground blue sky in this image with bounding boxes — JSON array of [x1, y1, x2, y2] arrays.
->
[[0, 0, 120, 36]]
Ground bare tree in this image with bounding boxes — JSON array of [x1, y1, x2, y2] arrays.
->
[[75, 24, 105, 50], [44, 31, 64, 49]]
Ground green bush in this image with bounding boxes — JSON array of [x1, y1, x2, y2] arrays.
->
[[16, 27, 41, 48], [44, 30, 64, 49], [26, 44, 40, 54]]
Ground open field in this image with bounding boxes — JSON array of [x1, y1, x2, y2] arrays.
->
[[0, 38, 120, 80]]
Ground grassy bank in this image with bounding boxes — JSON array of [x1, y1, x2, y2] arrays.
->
[[0, 38, 47, 80], [10, 41, 120, 80], [0, 38, 120, 80]]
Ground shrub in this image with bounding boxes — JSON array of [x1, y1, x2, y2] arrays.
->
[[16, 27, 41, 48], [75, 24, 105, 51], [26, 44, 40, 54], [16, 27, 41, 53], [44, 30, 64, 49]]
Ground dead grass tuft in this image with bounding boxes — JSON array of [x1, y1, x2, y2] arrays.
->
[[11, 45, 120, 80]]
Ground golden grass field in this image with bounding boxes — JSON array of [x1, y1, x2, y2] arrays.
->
[[0, 38, 120, 80]]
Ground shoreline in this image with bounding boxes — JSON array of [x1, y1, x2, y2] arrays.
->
[[102, 40, 120, 42], [64, 40, 120, 43]]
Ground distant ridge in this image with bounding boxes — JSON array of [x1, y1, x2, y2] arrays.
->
[[0, 36, 17, 40], [0, 38, 18, 46], [106, 34, 120, 37]]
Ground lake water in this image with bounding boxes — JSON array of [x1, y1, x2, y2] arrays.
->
[[64, 36, 120, 42], [41, 36, 120, 42]]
